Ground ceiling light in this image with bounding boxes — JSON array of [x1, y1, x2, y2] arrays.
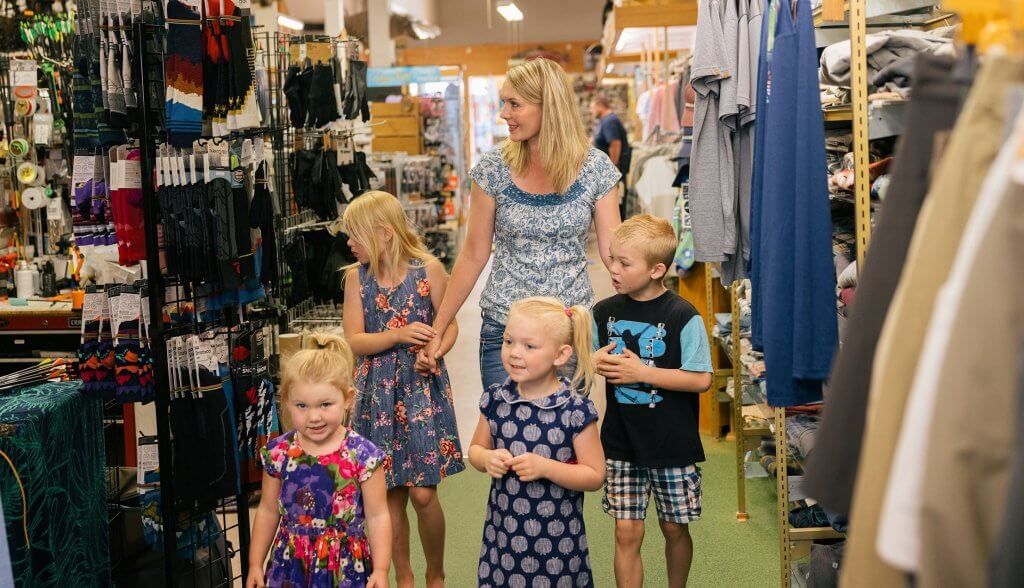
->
[[412, 21, 441, 40], [497, 1, 523, 22], [277, 15, 305, 31]]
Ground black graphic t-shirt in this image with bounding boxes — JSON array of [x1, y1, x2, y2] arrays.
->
[[592, 291, 712, 467]]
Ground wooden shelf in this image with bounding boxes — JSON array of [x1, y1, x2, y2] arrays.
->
[[790, 526, 845, 541], [602, 1, 698, 61], [823, 106, 853, 122]]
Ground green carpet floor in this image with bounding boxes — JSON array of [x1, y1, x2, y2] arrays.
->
[[397, 436, 780, 586]]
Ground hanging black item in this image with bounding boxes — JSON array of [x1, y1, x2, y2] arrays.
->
[[343, 59, 370, 122]]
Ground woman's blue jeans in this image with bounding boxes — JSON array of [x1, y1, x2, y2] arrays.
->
[[478, 316, 508, 391]]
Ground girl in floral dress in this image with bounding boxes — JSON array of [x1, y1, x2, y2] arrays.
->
[[469, 297, 606, 587], [342, 191, 465, 588], [248, 333, 390, 588]]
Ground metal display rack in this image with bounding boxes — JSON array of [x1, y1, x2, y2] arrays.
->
[[131, 21, 293, 587]]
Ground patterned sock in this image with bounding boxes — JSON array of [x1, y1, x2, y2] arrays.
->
[[165, 0, 204, 146], [221, 0, 261, 130]]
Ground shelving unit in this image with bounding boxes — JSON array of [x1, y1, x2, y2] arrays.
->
[[723, 0, 935, 584]]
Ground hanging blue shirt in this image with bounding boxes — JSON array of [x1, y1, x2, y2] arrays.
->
[[751, 0, 837, 407]]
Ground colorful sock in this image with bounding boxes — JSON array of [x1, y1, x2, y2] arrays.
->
[[165, 0, 204, 146]]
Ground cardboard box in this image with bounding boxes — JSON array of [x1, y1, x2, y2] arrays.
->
[[372, 135, 423, 154]]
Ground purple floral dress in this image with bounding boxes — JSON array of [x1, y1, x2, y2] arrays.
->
[[260, 429, 385, 587], [353, 261, 465, 488]]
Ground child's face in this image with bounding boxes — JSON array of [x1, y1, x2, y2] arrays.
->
[[287, 380, 353, 445], [347, 227, 390, 265], [501, 313, 572, 388], [607, 240, 665, 296]]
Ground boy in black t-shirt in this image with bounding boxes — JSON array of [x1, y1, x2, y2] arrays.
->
[[592, 214, 713, 587]]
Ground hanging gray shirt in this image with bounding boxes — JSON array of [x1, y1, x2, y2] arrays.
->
[[690, 0, 734, 263]]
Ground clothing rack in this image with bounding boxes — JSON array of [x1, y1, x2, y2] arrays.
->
[[723, 0, 901, 583]]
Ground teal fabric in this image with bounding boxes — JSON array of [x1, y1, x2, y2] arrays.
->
[[0, 381, 109, 587]]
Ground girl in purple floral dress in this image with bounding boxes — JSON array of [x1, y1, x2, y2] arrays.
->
[[342, 191, 465, 587], [248, 333, 391, 588]]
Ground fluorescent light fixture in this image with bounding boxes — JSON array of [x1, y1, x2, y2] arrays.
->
[[277, 15, 305, 31], [497, 1, 524, 22], [412, 21, 441, 40]]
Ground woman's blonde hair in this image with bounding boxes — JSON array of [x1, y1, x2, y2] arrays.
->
[[500, 58, 590, 195], [279, 332, 356, 429], [508, 296, 596, 394], [342, 191, 434, 279]]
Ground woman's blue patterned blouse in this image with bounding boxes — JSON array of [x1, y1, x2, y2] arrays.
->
[[469, 146, 622, 324]]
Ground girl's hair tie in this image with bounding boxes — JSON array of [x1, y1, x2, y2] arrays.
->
[[564, 307, 573, 318]]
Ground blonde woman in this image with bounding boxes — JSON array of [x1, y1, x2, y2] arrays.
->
[[422, 58, 623, 390], [341, 191, 464, 588]]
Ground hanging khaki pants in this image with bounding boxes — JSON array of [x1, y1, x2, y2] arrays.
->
[[841, 56, 1024, 588]]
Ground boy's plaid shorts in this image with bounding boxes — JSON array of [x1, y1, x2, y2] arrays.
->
[[602, 459, 702, 524]]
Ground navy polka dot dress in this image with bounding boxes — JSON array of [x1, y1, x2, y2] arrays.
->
[[477, 378, 599, 587]]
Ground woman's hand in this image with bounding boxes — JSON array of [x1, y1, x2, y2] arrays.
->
[[394, 322, 436, 346], [420, 329, 444, 372], [245, 565, 266, 588]]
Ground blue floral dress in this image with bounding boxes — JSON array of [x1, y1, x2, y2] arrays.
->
[[353, 261, 465, 488], [477, 378, 599, 587], [260, 429, 384, 587]]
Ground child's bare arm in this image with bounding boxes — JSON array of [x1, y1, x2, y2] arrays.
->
[[597, 349, 711, 392], [508, 422, 605, 492], [469, 415, 513, 477], [247, 473, 282, 586], [343, 268, 436, 356], [361, 468, 392, 584]]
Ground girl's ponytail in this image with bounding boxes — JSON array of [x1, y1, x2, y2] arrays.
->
[[567, 304, 595, 395], [307, 332, 355, 369]]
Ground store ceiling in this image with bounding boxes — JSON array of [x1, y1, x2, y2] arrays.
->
[[614, 25, 696, 55], [405, 0, 606, 47]]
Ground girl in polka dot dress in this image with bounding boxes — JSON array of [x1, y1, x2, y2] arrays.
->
[[469, 297, 606, 587]]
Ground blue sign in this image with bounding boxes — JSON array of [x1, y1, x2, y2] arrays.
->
[[367, 66, 443, 87]]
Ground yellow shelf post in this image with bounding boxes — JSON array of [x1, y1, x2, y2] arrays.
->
[[732, 282, 748, 522]]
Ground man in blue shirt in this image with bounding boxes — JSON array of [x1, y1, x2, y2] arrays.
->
[[590, 93, 632, 178]]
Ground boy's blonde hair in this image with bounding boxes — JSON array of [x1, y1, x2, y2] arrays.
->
[[508, 296, 596, 395], [342, 191, 434, 279], [500, 58, 590, 195], [614, 214, 677, 268], [279, 332, 356, 429]]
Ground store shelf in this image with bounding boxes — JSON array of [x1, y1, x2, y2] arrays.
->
[[823, 100, 907, 139], [867, 99, 908, 139], [790, 526, 845, 541], [814, 0, 939, 25], [601, 0, 698, 69], [823, 105, 853, 122]]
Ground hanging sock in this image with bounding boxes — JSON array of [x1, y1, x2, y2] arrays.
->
[[165, 0, 204, 146], [112, 150, 147, 265]]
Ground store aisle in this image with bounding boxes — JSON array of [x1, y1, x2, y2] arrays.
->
[[425, 236, 781, 586]]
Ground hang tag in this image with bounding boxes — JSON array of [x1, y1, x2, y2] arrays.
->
[[72, 155, 95, 191], [33, 112, 53, 145], [46, 195, 64, 220], [155, 149, 164, 188], [123, 154, 141, 190]]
